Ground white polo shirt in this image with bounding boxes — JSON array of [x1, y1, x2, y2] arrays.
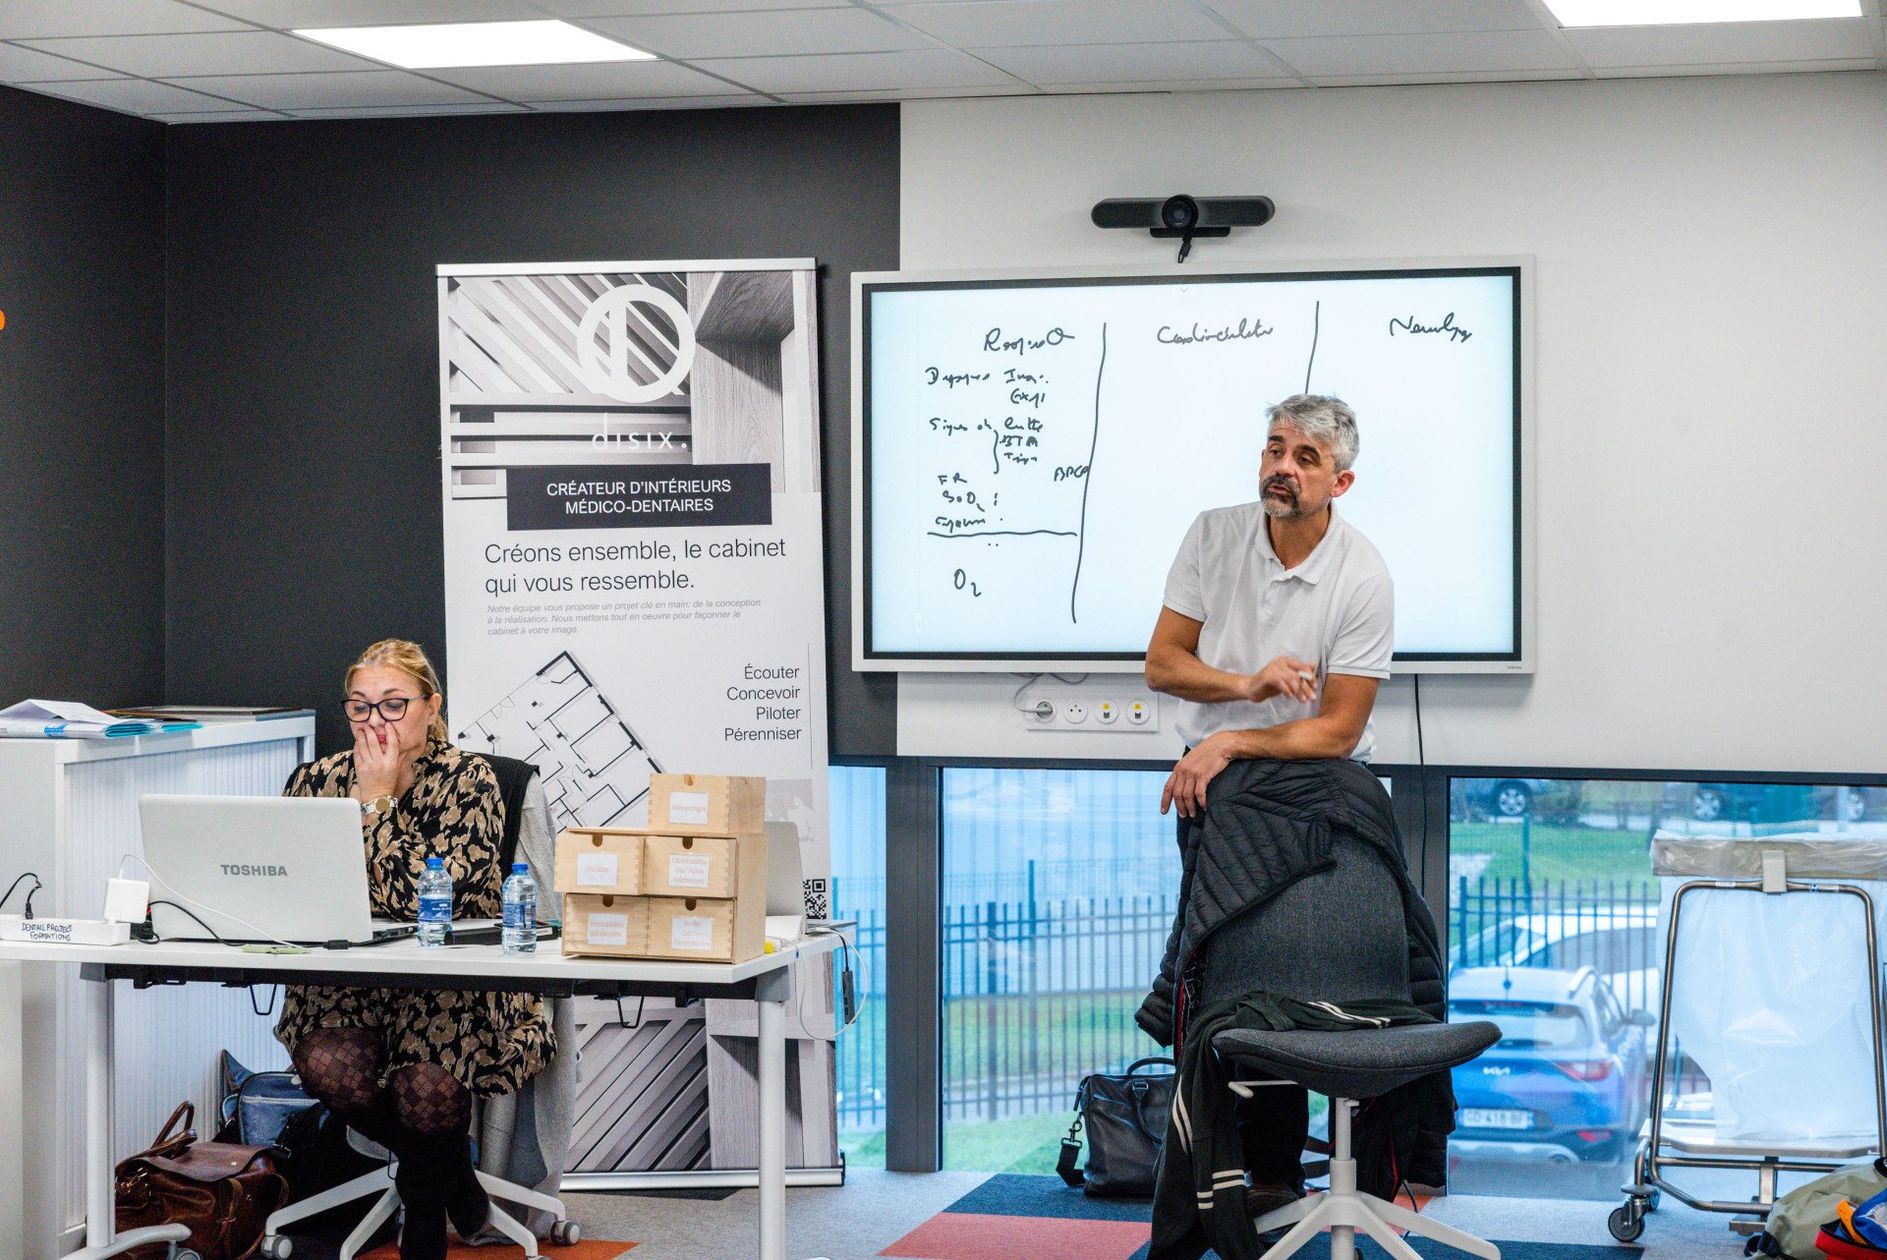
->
[[1162, 501, 1394, 760]]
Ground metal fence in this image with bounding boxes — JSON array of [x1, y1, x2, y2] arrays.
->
[[836, 875, 1669, 1134], [1452, 876, 1662, 1013]]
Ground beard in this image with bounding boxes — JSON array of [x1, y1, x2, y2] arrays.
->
[[1261, 477, 1313, 520]]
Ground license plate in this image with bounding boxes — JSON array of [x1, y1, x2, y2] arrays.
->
[[1461, 1108, 1532, 1130]]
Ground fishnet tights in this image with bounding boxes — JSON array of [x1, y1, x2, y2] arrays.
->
[[293, 1028, 472, 1137]]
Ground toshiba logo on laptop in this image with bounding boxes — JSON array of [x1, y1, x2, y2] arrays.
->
[[220, 863, 288, 877]]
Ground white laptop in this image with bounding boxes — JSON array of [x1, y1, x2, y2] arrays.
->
[[138, 795, 415, 948]]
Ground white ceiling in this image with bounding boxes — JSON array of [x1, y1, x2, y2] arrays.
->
[[0, 0, 1881, 123]]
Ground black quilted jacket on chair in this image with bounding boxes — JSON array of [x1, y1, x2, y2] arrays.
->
[[1135, 756, 1456, 1190]]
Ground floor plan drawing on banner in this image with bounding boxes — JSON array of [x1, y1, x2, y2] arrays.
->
[[454, 650, 663, 829]]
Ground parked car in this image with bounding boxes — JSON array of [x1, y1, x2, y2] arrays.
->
[[1448, 966, 1654, 1165], [1451, 778, 1581, 821], [1451, 908, 1661, 1014]]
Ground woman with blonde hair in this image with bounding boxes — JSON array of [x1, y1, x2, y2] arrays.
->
[[274, 639, 552, 1260]]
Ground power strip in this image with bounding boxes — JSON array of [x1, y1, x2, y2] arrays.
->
[[0, 915, 132, 946]]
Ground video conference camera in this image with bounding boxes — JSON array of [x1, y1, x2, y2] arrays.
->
[[1091, 194, 1276, 262]]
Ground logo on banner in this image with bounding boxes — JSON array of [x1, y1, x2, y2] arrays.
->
[[577, 284, 697, 404]]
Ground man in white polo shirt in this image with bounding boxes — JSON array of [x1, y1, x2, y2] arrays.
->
[[1147, 392, 1393, 816]]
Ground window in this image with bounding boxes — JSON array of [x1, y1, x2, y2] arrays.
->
[[1446, 773, 1878, 1201], [829, 765, 887, 1167], [939, 767, 1179, 1171]]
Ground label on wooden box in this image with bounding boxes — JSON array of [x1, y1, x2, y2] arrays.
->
[[667, 853, 712, 889], [576, 852, 621, 887], [669, 914, 715, 952], [587, 911, 631, 947], [666, 791, 711, 827]]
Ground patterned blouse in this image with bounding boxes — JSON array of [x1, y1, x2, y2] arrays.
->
[[272, 737, 554, 1096]]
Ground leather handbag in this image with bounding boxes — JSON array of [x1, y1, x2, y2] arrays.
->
[[1056, 1056, 1176, 1198], [114, 1101, 290, 1260]]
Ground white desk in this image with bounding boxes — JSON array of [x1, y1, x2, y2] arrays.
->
[[0, 932, 840, 1260]]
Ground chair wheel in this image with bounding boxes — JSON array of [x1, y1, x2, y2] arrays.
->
[[169, 1250, 203, 1260], [1609, 1204, 1646, 1243], [259, 1236, 293, 1259], [551, 1219, 581, 1245]]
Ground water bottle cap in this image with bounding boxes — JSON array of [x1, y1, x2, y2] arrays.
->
[[511, 862, 528, 874], [425, 856, 444, 868]]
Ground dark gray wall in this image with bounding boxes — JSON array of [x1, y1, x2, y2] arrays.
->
[[0, 85, 166, 706], [162, 106, 898, 756]]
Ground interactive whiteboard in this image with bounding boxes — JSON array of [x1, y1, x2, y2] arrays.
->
[[852, 263, 1530, 673]]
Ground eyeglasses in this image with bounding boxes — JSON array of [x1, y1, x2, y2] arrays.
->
[[343, 696, 422, 722]]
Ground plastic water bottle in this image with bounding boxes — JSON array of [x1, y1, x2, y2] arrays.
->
[[417, 857, 453, 947], [502, 862, 537, 955]]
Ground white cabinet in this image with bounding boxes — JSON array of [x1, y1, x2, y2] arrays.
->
[[0, 718, 315, 1259]]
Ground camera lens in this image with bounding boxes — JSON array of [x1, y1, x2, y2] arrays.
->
[[1160, 195, 1199, 230]]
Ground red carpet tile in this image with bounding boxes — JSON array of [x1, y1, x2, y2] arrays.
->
[[880, 1212, 1150, 1260], [361, 1239, 635, 1259]]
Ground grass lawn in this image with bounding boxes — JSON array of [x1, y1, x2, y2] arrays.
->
[[1449, 820, 1655, 886]]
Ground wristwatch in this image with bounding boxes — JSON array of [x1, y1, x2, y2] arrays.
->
[[359, 794, 398, 820]]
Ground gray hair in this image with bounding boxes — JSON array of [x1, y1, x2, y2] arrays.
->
[[1266, 394, 1359, 472]]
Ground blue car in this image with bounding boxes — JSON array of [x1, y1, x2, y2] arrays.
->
[[1447, 965, 1653, 1165]]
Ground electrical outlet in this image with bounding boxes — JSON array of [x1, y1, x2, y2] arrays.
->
[[1063, 701, 1088, 724], [1031, 699, 1055, 724], [1096, 700, 1119, 724], [1127, 700, 1152, 726]]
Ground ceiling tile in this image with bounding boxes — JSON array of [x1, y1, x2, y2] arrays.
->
[[0, 40, 127, 81], [17, 30, 382, 76], [1566, 18, 1876, 68], [777, 84, 1038, 101], [887, 0, 1233, 48], [26, 76, 245, 114], [584, 7, 930, 59], [1039, 76, 1300, 93], [1595, 58, 1877, 78], [169, 69, 495, 110], [1310, 68, 1587, 86], [151, 109, 283, 121], [522, 93, 772, 109], [971, 40, 1282, 84], [1200, 0, 1545, 39], [284, 102, 529, 117], [531, 0, 841, 14], [189, 0, 550, 27], [0, 1, 257, 39], [691, 47, 1022, 92], [1263, 29, 1578, 77], [427, 58, 737, 99]]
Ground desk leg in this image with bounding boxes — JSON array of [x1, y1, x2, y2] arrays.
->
[[756, 967, 791, 1260], [86, 976, 114, 1250]]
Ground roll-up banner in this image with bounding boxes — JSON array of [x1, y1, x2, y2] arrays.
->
[[437, 261, 831, 918]]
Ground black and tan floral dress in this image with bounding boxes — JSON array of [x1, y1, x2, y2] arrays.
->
[[272, 737, 554, 1096]]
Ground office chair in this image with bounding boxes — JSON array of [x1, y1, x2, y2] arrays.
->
[[258, 1124, 577, 1259], [1196, 829, 1504, 1260], [1214, 1022, 1502, 1260]]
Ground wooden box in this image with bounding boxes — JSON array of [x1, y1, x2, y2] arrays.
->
[[555, 827, 646, 896], [643, 830, 765, 900], [642, 893, 765, 963], [561, 892, 649, 958], [647, 773, 766, 834]]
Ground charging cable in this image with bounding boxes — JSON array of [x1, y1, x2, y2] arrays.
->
[[2, 871, 42, 918], [116, 854, 303, 950]]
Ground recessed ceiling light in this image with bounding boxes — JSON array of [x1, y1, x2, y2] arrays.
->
[[295, 19, 654, 69], [1544, 0, 1859, 24]]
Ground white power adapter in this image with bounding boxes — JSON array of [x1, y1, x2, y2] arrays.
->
[[104, 878, 150, 925]]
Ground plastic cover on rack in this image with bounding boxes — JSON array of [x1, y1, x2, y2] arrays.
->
[[1654, 832, 1886, 1146]]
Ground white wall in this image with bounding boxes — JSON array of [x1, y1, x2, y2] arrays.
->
[[895, 72, 1887, 773]]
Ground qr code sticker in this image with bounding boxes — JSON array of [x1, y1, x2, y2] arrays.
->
[[803, 878, 829, 920]]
